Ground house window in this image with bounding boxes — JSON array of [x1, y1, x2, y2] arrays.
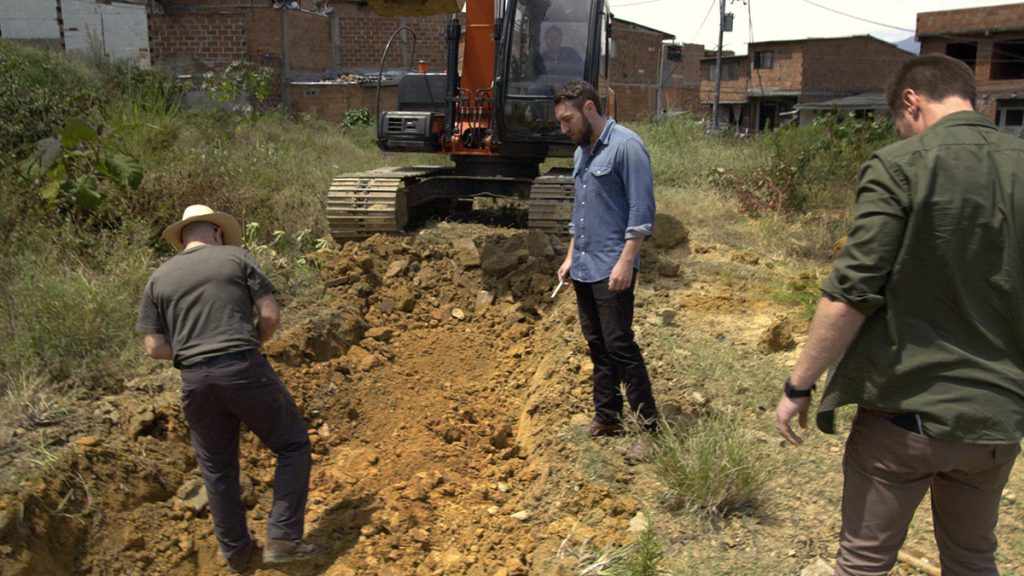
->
[[753, 50, 773, 69], [707, 62, 740, 81], [946, 42, 978, 71], [998, 104, 1024, 136], [990, 40, 1024, 80]]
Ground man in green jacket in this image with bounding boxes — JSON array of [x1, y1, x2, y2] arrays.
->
[[776, 54, 1024, 576]]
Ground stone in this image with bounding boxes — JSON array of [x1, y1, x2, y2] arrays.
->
[[366, 327, 395, 342], [527, 229, 555, 258], [656, 258, 680, 277], [510, 510, 531, 521], [475, 290, 494, 311], [800, 558, 834, 576], [384, 259, 409, 279], [627, 511, 649, 533], [347, 346, 381, 372], [480, 247, 520, 277], [393, 286, 416, 313], [453, 238, 481, 268], [176, 478, 209, 514], [758, 317, 797, 353], [451, 308, 466, 320], [652, 213, 689, 249]]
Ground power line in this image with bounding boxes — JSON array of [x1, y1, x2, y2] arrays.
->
[[797, 0, 915, 34], [692, 0, 718, 44]]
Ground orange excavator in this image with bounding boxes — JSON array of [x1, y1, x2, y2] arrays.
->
[[326, 0, 614, 240]]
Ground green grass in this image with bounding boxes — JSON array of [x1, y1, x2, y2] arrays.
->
[[651, 412, 777, 517]]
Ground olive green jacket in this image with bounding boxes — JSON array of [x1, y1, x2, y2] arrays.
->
[[817, 111, 1024, 443]]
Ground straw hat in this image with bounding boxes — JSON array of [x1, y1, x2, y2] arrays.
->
[[162, 204, 243, 250]]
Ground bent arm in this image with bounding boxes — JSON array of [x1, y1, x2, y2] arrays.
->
[[255, 294, 281, 343], [143, 333, 173, 361]]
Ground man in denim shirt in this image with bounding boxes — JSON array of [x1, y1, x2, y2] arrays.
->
[[554, 80, 658, 464]]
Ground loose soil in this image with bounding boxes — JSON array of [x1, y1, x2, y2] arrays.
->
[[2, 219, 1024, 575]]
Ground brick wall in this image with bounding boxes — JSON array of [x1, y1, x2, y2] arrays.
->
[[659, 43, 704, 116], [746, 42, 804, 93], [918, 3, 1024, 36], [334, 3, 455, 72], [918, 2, 1024, 125], [801, 37, 912, 102], [699, 55, 750, 104], [290, 83, 398, 123], [149, 8, 248, 72], [608, 20, 671, 121]]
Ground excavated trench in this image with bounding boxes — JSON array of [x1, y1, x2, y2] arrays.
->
[[1, 223, 645, 575]]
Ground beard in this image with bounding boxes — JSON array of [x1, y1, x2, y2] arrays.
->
[[573, 116, 594, 146]]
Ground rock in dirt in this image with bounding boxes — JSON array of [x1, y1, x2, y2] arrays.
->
[[758, 317, 797, 353], [801, 557, 834, 576], [453, 238, 481, 268], [628, 511, 649, 532], [657, 257, 681, 277], [384, 259, 410, 279], [652, 213, 689, 249]]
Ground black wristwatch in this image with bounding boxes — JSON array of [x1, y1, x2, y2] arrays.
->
[[783, 378, 815, 399]]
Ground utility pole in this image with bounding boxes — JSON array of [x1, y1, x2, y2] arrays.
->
[[711, 0, 725, 133]]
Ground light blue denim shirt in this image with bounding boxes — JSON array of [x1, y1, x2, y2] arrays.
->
[[568, 118, 655, 283]]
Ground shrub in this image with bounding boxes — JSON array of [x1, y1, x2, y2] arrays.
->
[[652, 412, 775, 516], [0, 40, 104, 161]]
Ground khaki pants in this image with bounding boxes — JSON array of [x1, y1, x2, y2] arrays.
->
[[836, 408, 1019, 576]]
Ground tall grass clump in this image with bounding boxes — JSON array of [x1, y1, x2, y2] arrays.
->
[[652, 412, 775, 517], [634, 113, 762, 188], [0, 219, 155, 386]]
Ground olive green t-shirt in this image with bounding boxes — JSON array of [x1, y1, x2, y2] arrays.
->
[[135, 245, 276, 368], [817, 111, 1024, 443]]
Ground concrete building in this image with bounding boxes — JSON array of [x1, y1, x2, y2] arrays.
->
[[918, 2, 1024, 136], [701, 36, 913, 133], [0, 0, 151, 67]]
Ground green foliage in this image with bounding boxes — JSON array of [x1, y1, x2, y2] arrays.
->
[[652, 412, 776, 516], [0, 40, 104, 161], [343, 107, 373, 128], [770, 270, 824, 319], [607, 518, 664, 576], [244, 221, 327, 306], [201, 61, 275, 120], [705, 113, 896, 216], [19, 118, 144, 218]]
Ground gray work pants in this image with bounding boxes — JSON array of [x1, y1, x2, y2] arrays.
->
[[180, 351, 311, 562]]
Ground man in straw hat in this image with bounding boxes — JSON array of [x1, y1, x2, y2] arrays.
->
[[136, 205, 321, 572]]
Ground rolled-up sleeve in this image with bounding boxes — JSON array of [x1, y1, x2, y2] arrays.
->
[[822, 156, 910, 316], [619, 139, 655, 239]]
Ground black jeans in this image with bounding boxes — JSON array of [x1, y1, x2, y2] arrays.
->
[[180, 351, 311, 560], [573, 275, 658, 430]]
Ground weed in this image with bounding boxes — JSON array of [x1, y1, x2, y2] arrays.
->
[[651, 412, 776, 517], [560, 516, 666, 576]]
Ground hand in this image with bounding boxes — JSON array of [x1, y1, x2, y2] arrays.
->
[[775, 395, 810, 446], [608, 260, 633, 292], [557, 257, 572, 284]]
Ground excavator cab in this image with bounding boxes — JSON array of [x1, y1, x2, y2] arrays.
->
[[328, 0, 612, 240], [497, 0, 608, 153]]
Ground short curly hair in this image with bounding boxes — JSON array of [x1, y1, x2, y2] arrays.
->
[[553, 80, 603, 116]]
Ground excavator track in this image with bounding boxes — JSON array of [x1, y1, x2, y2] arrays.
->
[[327, 167, 437, 241], [527, 172, 575, 234]]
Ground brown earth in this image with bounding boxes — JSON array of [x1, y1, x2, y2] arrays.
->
[[2, 220, 1024, 575]]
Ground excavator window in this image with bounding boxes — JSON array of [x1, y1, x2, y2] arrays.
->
[[504, 0, 596, 137]]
